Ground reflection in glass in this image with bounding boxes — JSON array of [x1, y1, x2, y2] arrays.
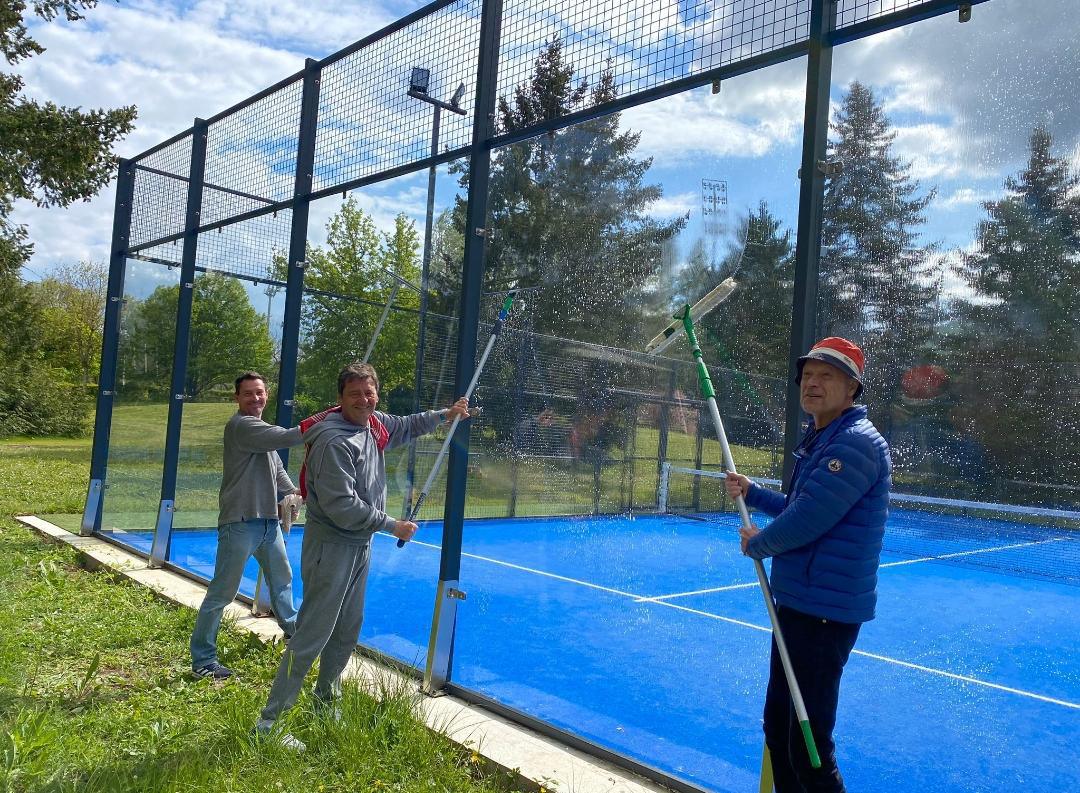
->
[[98, 259, 178, 550]]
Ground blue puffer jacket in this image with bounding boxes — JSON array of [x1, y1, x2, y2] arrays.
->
[[744, 405, 891, 623]]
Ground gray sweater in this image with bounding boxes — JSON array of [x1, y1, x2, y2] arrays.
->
[[302, 409, 443, 545], [218, 413, 303, 527]]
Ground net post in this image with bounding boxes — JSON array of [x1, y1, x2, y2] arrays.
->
[[657, 462, 671, 513]]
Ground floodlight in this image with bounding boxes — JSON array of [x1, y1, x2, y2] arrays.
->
[[410, 67, 431, 94], [958, 3, 972, 22]]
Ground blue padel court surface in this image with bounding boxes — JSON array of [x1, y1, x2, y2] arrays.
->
[[103, 509, 1080, 792]]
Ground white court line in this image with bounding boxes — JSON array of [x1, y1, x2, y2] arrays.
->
[[402, 537, 642, 600], [639, 537, 1073, 603], [636, 581, 758, 602], [880, 537, 1071, 568], [849, 650, 1080, 710], [389, 534, 1080, 711], [654, 599, 1080, 711]]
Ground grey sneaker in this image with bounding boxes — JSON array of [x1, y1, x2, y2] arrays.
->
[[253, 719, 306, 752], [192, 661, 233, 680]]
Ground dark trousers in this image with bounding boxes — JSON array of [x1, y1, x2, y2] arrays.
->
[[764, 606, 861, 793]]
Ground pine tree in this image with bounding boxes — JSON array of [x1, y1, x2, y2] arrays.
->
[[819, 82, 939, 426], [0, 1, 135, 435], [452, 38, 686, 344], [949, 126, 1080, 485], [681, 201, 795, 380]]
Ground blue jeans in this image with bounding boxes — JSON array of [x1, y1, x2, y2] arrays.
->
[[763, 606, 861, 793], [190, 518, 297, 669]]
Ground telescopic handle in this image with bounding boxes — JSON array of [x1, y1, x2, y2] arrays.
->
[[680, 306, 822, 770], [396, 292, 516, 548]]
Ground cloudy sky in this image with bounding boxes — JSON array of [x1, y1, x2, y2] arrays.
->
[[11, 0, 1079, 305]]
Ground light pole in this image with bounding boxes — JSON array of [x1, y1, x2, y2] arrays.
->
[[405, 68, 466, 514]]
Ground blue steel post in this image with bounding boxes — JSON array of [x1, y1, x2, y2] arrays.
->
[[254, 62, 320, 615], [149, 120, 209, 568], [423, 0, 503, 695], [275, 60, 321, 448], [782, 0, 834, 490], [81, 160, 136, 535]]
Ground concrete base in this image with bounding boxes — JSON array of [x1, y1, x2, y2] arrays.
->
[[16, 515, 673, 793]]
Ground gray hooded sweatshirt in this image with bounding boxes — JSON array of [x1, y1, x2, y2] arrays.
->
[[219, 413, 301, 526], [301, 409, 443, 545]]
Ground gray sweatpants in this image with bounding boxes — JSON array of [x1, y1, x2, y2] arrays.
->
[[261, 529, 372, 723]]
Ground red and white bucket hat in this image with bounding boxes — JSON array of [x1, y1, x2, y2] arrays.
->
[[796, 337, 865, 399]]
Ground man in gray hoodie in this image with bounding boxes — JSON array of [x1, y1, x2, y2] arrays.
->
[[256, 362, 470, 746], [190, 371, 306, 680]]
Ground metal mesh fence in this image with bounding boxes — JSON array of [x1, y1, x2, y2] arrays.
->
[[129, 136, 192, 249], [835, 0, 942, 27], [121, 0, 975, 258], [202, 80, 305, 226], [497, 0, 809, 125], [312, 0, 482, 193], [194, 210, 293, 282]]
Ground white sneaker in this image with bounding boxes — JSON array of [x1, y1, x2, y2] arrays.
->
[[253, 719, 306, 752]]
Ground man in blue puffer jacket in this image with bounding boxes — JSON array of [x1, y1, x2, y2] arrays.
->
[[726, 337, 891, 793]]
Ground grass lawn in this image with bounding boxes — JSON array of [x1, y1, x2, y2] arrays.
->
[[0, 437, 521, 793]]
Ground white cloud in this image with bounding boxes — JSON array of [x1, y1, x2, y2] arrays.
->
[[646, 191, 697, 218], [624, 59, 805, 165], [891, 123, 995, 182], [935, 187, 993, 211], [185, 0, 402, 52]]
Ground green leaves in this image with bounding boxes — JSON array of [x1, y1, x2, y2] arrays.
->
[[295, 199, 421, 412], [0, 2, 135, 436]]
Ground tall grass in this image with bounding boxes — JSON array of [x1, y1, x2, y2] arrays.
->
[[0, 439, 520, 793]]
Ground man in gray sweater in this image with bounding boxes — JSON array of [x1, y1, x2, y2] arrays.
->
[[190, 371, 305, 680], [255, 362, 470, 747]]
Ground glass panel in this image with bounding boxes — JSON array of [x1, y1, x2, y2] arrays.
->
[[822, 0, 1080, 510], [454, 55, 804, 792], [289, 175, 465, 669], [812, 3, 1080, 792], [169, 270, 283, 585], [98, 258, 180, 553]]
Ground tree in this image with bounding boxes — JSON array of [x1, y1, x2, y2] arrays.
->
[[819, 82, 939, 429], [0, 1, 136, 436], [678, 202, 795, 379], [120, 274, 273, 400], [287, 200, 420, 414], [1, 1, 136, 271], [948, 126, 1080, 484], [451, 38, 687, 344], [34, 260, 107, 383]]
